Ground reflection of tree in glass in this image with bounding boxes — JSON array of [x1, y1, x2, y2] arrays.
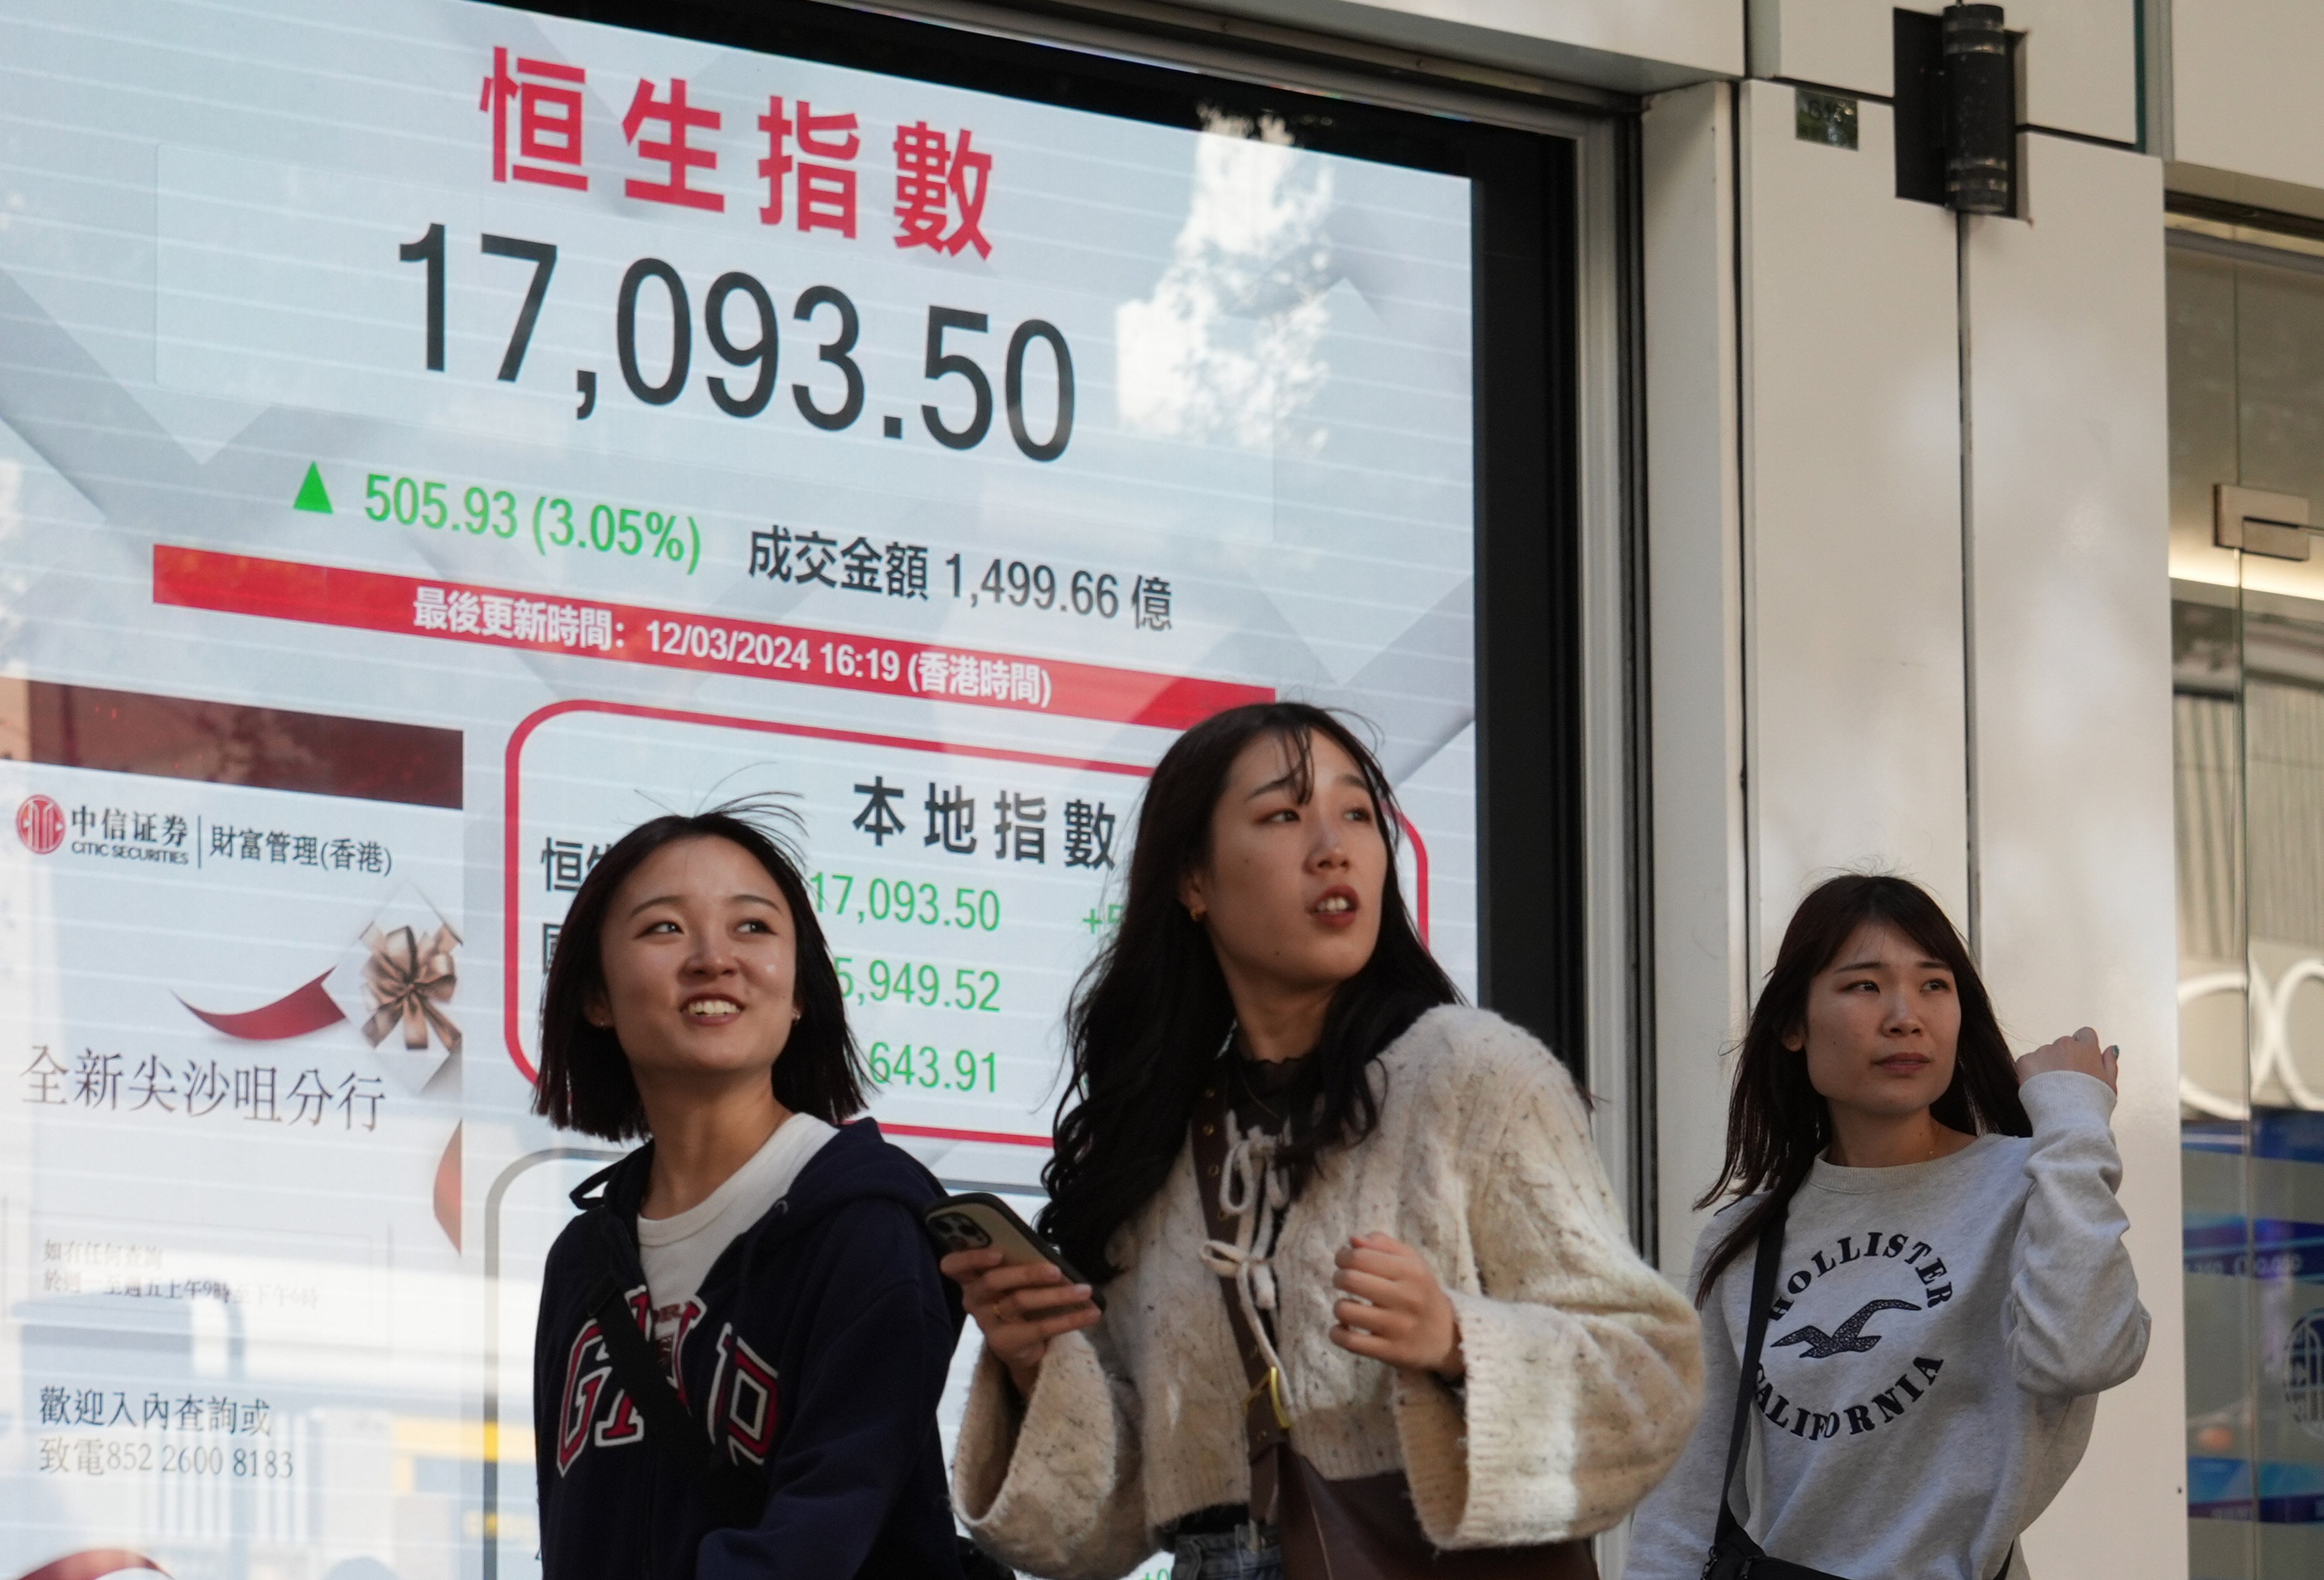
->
[[1114, 110, 1334, 455]]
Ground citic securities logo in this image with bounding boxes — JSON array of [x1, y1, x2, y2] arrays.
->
[[15, 795, 64, 855]]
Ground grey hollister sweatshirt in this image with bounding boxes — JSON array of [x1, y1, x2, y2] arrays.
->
[[1626, 1071, 2149, 1580]]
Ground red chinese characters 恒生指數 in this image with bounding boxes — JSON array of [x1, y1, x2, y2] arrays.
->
[[477, 49, 992, 254]]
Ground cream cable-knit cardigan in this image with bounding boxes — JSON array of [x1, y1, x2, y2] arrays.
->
[[954, 1006, 1704, 1579]]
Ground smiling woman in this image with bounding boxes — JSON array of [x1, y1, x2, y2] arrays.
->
[[525, 803, 972, 1580], [534, 808, 863, 1144]]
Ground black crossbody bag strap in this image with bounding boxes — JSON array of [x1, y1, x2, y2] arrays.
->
[[584, 1211, 767, 1528], [1701, 1199, 1805, 1579]]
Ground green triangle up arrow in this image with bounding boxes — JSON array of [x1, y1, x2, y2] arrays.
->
[[293, 462, 334, 515]]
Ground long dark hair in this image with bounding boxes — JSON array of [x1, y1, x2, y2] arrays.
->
[[532, 801, 867, 1140], [1693, 874, 2028, 1301], [1038, 703, 1460, 1280]]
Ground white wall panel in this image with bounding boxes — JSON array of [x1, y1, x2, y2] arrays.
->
[[1197, 0, 1742, 87], [2011, 0, 2138, 144], [1748, 0, 1893, 96], [2174, 0, 2324, 191], [1739, 79, 1969, 963], [1964, 133, 2186, 1580], [1643, 82, 1749, 1280]]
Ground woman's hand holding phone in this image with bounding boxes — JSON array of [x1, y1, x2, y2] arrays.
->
[[941, 1249, 1102, 1397]]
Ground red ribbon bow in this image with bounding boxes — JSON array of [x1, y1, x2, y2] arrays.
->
[[360, 922, 462, 1056]]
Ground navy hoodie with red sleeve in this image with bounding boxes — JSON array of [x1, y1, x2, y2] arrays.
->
[[533, 1118, 966, 1580]]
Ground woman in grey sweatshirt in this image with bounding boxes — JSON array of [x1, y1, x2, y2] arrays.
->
[[1627, 874, 2148, 1580]]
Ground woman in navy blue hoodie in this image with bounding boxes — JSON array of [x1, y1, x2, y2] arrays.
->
[[530, 804, 965, 1580]]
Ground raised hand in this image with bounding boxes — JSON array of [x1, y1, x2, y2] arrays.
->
[[2015, 1026, 2120, 1093], [1328, 1231, 1465, 1380]]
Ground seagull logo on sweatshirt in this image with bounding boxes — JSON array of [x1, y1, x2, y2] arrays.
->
[[1750, 1231, 1955, 1442], [1771, 1298, 1921, 1359]]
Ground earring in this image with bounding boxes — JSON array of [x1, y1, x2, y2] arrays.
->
[[792, 1009, 803, 1023], [1189, 905, 1206, 922]]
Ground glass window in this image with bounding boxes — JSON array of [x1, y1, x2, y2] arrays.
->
[[2169, 214, 2324, 1579], [0, 1, 1590, 1574]]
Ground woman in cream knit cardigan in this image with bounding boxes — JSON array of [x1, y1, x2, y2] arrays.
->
[[944, 703, 1703, 1579]]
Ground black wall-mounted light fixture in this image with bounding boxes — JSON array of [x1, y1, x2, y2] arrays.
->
[[1894, 5, 2019, 214], [1942, 6, 2012, 212]]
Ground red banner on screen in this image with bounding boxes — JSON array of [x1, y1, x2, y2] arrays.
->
[[12, 1552, 166, 1580], [177, 970, 348, 1041], [152, 546, 1268, 730], [8, 678, 462, 808]]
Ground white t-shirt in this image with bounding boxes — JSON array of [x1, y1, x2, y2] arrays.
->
[[636, 1113, 836, 1367]]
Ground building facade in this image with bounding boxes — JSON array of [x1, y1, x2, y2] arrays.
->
[[4, 3, 2315, 1579]]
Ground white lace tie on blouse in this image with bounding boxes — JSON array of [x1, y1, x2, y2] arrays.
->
[[1195, 1109, 1293, 1385]]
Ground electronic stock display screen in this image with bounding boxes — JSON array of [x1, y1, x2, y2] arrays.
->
[[0, 1, 1480, 1574]]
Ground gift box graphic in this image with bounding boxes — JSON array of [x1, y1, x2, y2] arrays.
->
[[357, 918, 462, 1057], [177, 891, 463, 1090]]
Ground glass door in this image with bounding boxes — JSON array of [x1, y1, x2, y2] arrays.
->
[[2169, 210, 2324, 1579]]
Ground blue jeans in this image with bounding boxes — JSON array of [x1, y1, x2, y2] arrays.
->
[[1168, 1526, 1283, 1580]]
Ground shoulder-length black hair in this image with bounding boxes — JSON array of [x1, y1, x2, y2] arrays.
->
[[1038, 702, 1460, 1280], [1693, 873, 2028, 1302], [531, 801, 866, 1140]]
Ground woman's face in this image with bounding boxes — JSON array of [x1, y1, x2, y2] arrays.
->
[[588, 836, 800, 1092], [1181, 730, 1389, 1002], [1787, 921, 1961, 1122]]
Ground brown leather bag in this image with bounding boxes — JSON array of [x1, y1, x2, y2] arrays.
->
[[1190, 1079, 1597, 1580]]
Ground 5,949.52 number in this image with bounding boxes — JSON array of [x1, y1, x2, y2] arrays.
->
[[836, 958, 1001, 1012]]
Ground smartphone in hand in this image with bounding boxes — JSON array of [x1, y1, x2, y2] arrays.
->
[[923, 1193, 1105, 1311]]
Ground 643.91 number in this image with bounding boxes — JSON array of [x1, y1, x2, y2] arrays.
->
[[868, 1043, 998, 1094]]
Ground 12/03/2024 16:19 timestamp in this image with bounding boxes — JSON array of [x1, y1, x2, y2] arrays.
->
[[644, 622, 909, 684]]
